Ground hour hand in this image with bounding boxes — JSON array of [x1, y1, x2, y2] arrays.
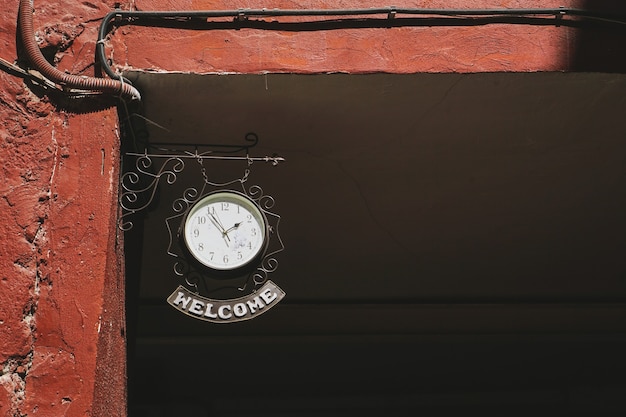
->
[[224, 222, 242, 234]]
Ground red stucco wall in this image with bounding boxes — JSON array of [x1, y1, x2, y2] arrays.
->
[[1, 1, 126, 416], [1, 0, 624, 416]]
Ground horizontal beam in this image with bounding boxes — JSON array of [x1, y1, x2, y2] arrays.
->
[[135, 302, 626, 338]]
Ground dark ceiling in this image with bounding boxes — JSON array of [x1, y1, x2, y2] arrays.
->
[[121, 72, 626, 415]]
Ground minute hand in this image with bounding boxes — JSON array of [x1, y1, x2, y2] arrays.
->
[[209, 212, 230, 242]]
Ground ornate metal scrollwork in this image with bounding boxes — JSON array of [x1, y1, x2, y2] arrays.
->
[[239, 184, 285, 291], [164, 181, 285, 296], [118, 133, 284, 231], [119, 133, 285, 302], [119, 154, 186, 230]]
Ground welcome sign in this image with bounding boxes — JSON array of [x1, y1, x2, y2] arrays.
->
[[167, 280, 285, 323]]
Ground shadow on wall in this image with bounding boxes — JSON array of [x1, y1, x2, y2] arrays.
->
[[573, 0, 626, 72]]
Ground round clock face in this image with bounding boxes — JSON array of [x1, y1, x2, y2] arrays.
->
[[182, 191, 267, 271]]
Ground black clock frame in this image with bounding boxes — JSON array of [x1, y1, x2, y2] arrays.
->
[[177, 189, 271, 279]]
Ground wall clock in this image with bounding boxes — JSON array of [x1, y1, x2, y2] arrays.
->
[[181, 190, 268, 273], [119, 133, 286, 323]]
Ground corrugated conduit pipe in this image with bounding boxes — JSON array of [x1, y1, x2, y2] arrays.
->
[[18, 0, 141, 101]]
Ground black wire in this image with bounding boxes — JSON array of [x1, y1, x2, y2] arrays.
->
[[97, 7, 621, 19], [96, 7, 626, 82]]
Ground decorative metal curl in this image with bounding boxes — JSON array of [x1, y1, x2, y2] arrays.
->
[[238, 202, 285, 291], [173, 259, 188, 277], [250, 269, 269, 288], [164, 181, 284, 296], [260, 255, 280, 274], [184, 271, 202, 294], [248, 184, 276, 210], [171, 187, 201, 214], [118, 144, 284, 230], [118, 154, 185, 230], [165, 185, 206, 258], [244, 256, 280, 289]]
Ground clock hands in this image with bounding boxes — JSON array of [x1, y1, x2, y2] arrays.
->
[[208, 212, 227, 234], [208, 212, 230, 246], [224, 222, 243, 235], [207, 205, 248, 251], [186, 192, 268, 271], [209, 211, 246, 244]]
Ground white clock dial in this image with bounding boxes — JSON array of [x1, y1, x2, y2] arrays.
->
[[183, 191, 267, 271]]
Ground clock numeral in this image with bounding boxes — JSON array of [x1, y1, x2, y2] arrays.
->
[[208, 206, 216, 215], [221, 202, 229, 211], [248, 242, 252, 250], [198, 243, 204, 251], [209, 252, 214, 260], [251, 228, 257, 236], [237, 252, 243, 260], [246, 214, 252, 222], [198, 216, 206, 225], [223, 255, 229, 264], [193, 229, 199, 237]]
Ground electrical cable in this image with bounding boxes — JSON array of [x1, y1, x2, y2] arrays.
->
[[18, 0, 140, 100], [0, 55, 106, 96], [96, 7, 621, 19]]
